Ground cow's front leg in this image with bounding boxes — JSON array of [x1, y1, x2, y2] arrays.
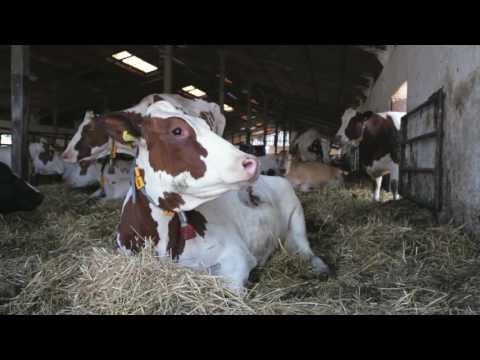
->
[[390, 163, 400, 200], [373, 176, 383, 202], [213, 246, 257, 295]]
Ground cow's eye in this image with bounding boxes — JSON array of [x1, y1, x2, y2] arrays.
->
[[172, 128, 182, 136]]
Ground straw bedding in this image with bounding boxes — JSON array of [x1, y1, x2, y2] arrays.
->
[[1, 181, 479, 315]]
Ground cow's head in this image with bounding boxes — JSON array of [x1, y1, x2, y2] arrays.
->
[[96, 101, 259, 211], [62, 110, 109, 163], [331, 108, 358, 149], [344, 111, 373, 146]]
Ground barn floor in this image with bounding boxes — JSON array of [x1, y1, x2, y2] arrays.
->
[[1, 182, 480, 315]]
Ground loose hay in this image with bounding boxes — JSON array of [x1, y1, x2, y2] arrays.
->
[[1, 182, 479, 315]]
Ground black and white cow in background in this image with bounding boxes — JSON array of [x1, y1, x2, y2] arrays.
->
[[0, 161, 44, 213]]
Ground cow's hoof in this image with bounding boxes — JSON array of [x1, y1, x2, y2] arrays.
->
[[310, 256, 330, 275]]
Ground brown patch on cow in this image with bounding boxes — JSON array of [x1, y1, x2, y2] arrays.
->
[[117, 191, 159, 253], [143, 116, 208, 179], [38, 143, 54, 165], [167, 210, 207, 260], [96, 111, 143, 144], [158, 192, 185, 211]]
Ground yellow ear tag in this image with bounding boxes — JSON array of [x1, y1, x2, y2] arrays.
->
[[122, 130, 137, 143], [134, 167, 145, 190]]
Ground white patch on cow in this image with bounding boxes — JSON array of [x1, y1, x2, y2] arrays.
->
[[335, 107, 358, 143], [62, 110, 95, 162], [378, 111, 405, 131]]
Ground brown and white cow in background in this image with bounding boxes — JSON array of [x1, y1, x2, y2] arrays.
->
[[258, 128, 331, 176], [290, 128, 331, 163], [94, 100, 329, 293], [29, 139, 65, 176], [331, 108, 405, 201]]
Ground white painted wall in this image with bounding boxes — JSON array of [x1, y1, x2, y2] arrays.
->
[[359, 45, 480, 237]]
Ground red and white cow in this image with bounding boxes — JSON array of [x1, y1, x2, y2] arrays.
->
[[29, 140, 65, 176], [95, 100, 329, 293], [62, 94, 226, 164], [332, 108, 405, 201]]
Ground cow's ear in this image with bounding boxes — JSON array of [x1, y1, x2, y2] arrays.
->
[[96, 111, 144, 145]]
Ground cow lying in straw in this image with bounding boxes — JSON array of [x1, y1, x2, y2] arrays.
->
[[279, 145, 344, 192], [94, 100, 330, 293]]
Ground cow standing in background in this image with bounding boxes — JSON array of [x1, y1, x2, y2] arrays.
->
[[331, 109, 406, 201]]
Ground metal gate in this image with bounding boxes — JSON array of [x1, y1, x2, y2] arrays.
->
[[399, 88, 445, 214]]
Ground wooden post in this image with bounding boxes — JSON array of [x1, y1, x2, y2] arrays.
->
[[274, 122, 279, 154], [103, 94, 109, 113], [282, 104, 288, 151], [163, 45, 173, 93], [11, 45, 30, 179], [246, 83, 252, 145], [52, 81, 58, 144], [219, 50, 225, 114], [263, 95, 268, 146]]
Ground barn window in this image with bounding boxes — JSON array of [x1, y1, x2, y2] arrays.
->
[[110, 50, 159, 75], [181, 85, 207, 98], [1, 133, 12, 146], [224, 104, 234, 112], [391, 81, 408, 112]]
